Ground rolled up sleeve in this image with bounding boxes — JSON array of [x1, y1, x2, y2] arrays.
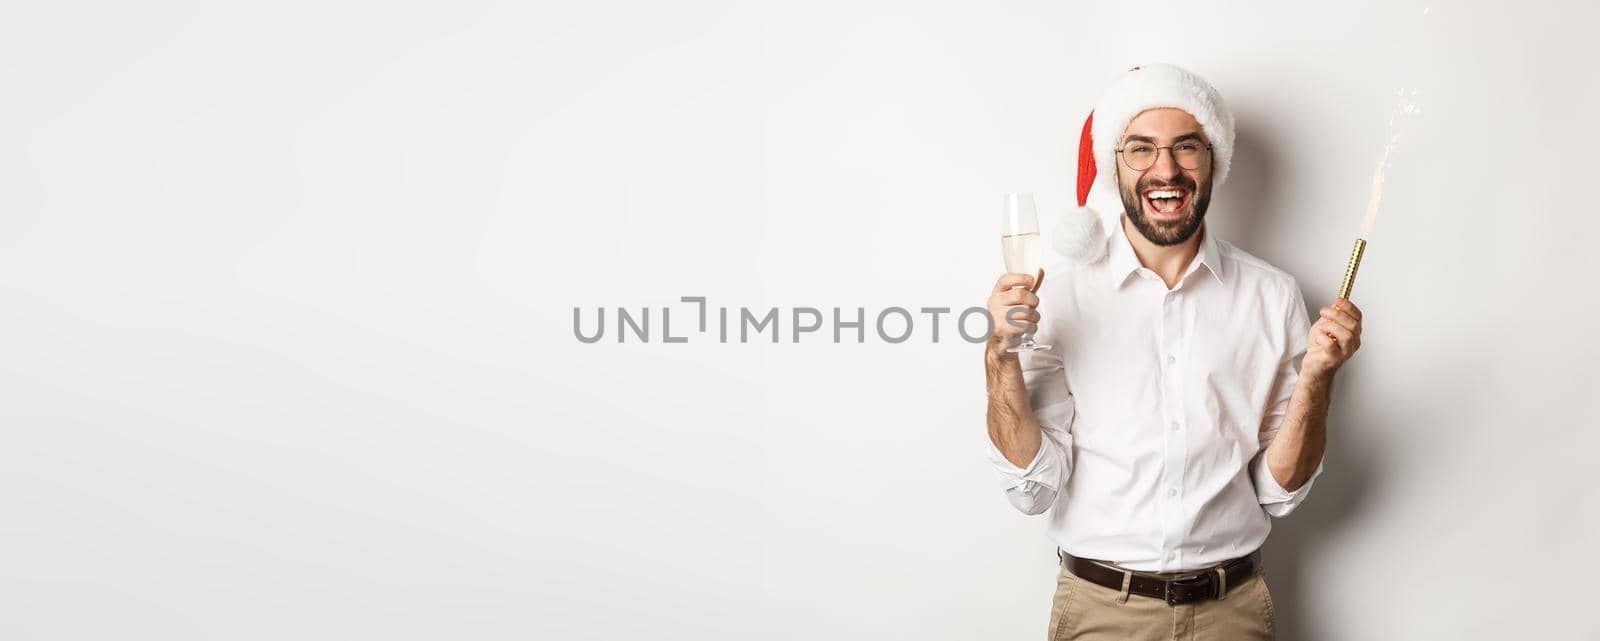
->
[[1251, 444, 1324, 518], [985, 347, 1075, 516], [1251, 284, 1324, 518]]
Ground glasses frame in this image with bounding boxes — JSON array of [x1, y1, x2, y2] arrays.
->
[[1115, 142, 1214, 172]]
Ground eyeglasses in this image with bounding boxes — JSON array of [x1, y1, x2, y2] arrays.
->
[[1116, 140, 1213, 171]]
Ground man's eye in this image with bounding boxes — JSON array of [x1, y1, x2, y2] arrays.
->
[[1175, 143, 1201, 153], [1127, 145, 1156, 155]]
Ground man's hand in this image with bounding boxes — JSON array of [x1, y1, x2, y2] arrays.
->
[[985, 270, 1043, 354], [984, 269, 1047, 473], [1301, 298, 1363, 382]]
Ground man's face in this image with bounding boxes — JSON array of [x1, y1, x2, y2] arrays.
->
[[1115, 108, 1214, 246]]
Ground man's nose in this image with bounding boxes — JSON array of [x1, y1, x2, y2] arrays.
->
[[1148, 147, 1181, 181]]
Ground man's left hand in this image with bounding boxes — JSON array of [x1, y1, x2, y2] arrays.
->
[[1302, 298, 1363, 382]]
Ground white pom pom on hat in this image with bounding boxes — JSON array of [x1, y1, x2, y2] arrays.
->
[[1051, 63, 1236, 264]]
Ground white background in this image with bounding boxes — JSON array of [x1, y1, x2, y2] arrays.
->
[[3, 1, 1597, 639]]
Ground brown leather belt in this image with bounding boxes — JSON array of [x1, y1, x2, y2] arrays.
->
[[1057, 548, 1261, 606]]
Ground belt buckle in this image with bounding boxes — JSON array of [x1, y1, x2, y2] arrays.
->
[[1163, 574, 1209, 606]]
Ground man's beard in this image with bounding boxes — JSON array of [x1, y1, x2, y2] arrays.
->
[[1118, 173, 1212, 246]]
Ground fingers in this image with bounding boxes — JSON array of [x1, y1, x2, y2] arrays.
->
[[1031, 268, 1046, 293], [988, 305, 1038, 338], [993, 272, 1035, 294], [988, 271, 1043, 342], [995, 287, 1040, 309], [1008, 308, 1041, 324], [1317, 300, 1365, 359], [1305, 300, 1365, 376], [1318, 305, 1360, 334], [1312, 318, 1359, 356], [1333, 298, 1362, 321], [1003, 307, 1040, 335]]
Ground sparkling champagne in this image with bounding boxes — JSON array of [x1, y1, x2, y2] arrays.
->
[[1001, 232, 1040, 275], [999, 193, 1050, 352]]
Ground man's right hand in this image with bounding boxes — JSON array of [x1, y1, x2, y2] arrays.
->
[[986, 270, 1042, 353]]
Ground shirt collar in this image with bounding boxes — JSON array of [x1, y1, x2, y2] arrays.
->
[[1105, 215, 1226, 288]]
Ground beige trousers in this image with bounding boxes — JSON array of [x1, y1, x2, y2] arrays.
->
[[1046, 556, 1276, 641]]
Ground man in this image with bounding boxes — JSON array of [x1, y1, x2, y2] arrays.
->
[[982, 64, 1364, 640]]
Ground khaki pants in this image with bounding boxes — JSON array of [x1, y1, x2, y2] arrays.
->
[[1047, 557, 1276, 641]]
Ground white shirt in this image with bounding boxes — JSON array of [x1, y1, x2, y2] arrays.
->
[[986, 215, 1326, 572]]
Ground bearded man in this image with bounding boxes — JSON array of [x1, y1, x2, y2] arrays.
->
[[983, 64, 1365, 641]]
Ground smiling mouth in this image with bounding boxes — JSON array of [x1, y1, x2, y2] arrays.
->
[[1143, 188, 1190, 218]]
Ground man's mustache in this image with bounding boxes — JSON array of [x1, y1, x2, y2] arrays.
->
[[1136, 175, 1199, 192]]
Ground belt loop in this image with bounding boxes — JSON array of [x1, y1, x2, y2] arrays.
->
[[1116, 570, 1132, 604], [1215, 567, 1227, 601], [1057, 548, 1064, 565]]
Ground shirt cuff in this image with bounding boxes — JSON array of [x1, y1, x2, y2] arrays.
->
[[987, 436, 1061, 493], [1253, 452, 1325, 505]]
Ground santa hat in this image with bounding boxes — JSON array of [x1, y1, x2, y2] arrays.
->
[[1053, 63, 1236, 264]]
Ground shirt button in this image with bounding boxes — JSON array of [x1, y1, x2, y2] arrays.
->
[[1169, 551, 1178, 560], [1168, 488, 1177, 497], [1171, 421, 1180, 431], [1166, 355, 1176, 365]]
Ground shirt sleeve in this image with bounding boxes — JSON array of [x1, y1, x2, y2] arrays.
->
[[1250, 283, 1325, 518], [985, 345, 1076, 516]]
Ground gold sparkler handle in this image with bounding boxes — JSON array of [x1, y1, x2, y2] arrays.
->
[[1336, 238, 1367, 300]]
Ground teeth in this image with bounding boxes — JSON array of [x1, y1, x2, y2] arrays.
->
[[1147, 190, 1183, 199]]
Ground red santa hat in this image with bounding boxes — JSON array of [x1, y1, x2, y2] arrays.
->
[[1053, 63, 1236, 264]]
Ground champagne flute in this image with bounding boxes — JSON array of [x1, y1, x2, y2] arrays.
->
[[1000, 193, 1051, 352]]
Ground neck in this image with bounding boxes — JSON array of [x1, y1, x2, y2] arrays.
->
[[1122, 215, 1204, 289]]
